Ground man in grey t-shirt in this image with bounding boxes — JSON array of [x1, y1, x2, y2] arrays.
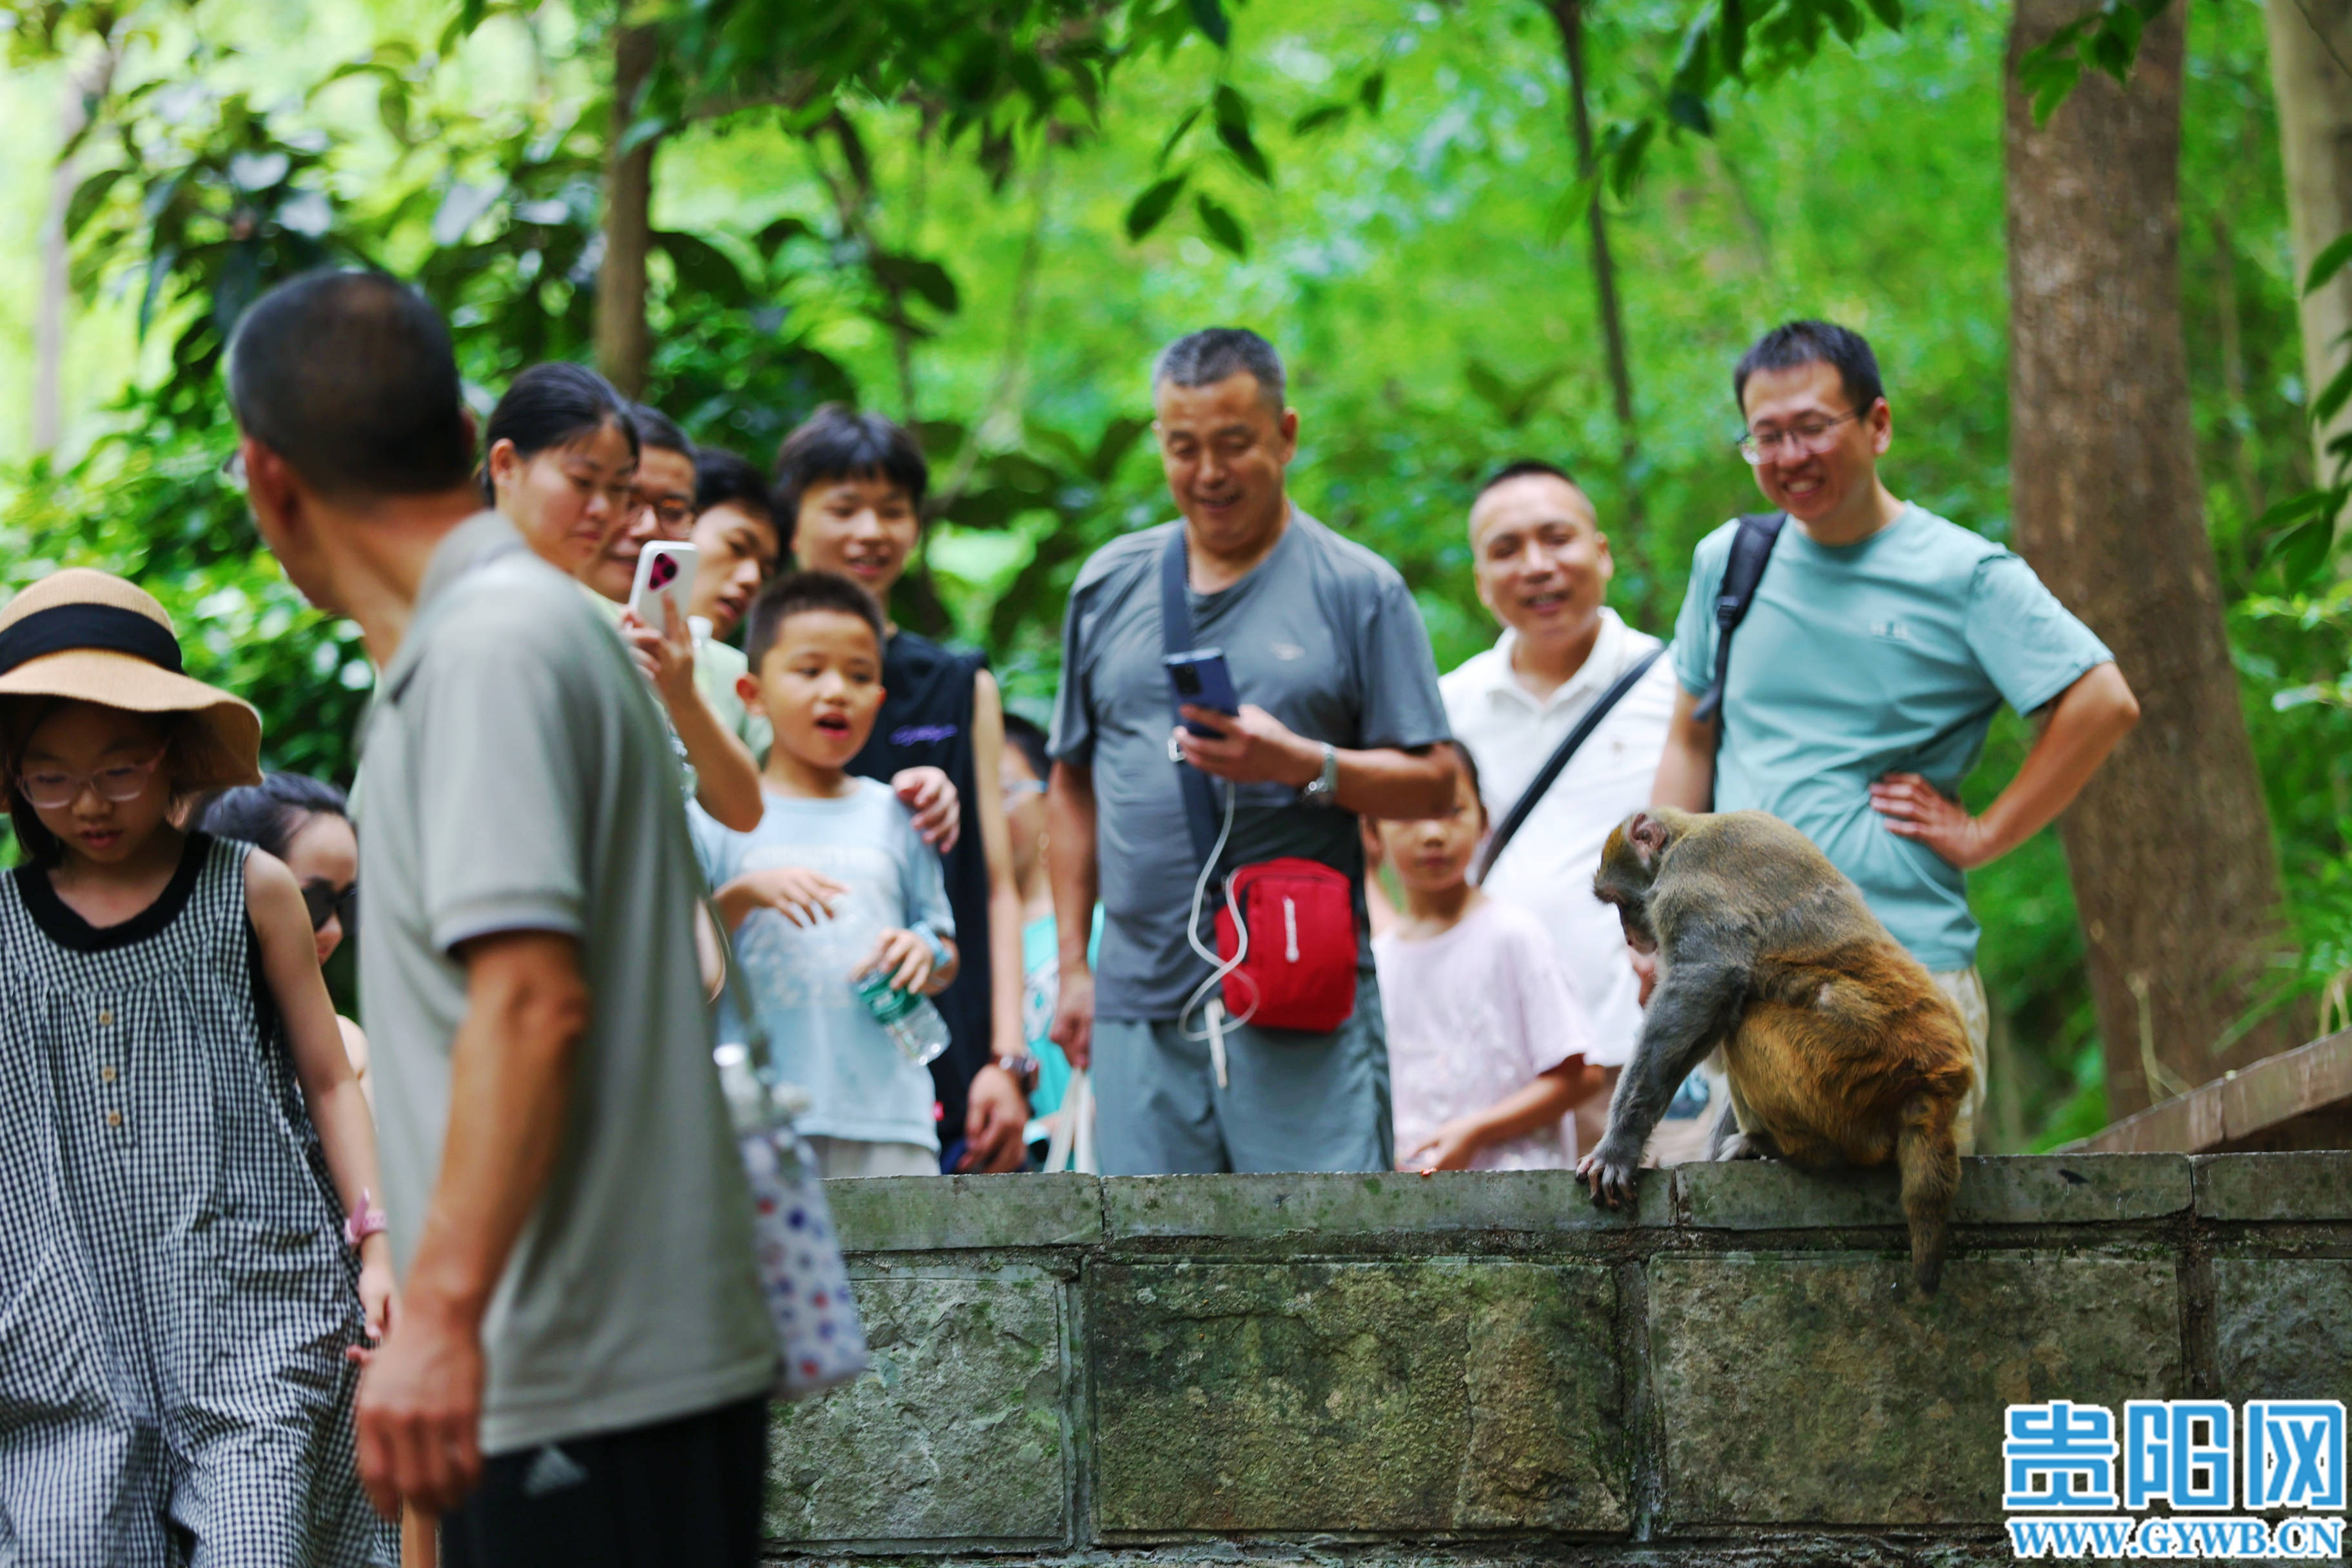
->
[[230, 273, 773, 1566], [1047, 328, 1455, 1175]]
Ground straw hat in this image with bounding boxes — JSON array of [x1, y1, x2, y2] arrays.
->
[[0, 569, 262, 790]]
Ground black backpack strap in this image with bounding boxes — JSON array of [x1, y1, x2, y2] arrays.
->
[[1475, 643, 1664, 885], [1158, 530, 1224, 870], [1690, 511, 1786, 727]]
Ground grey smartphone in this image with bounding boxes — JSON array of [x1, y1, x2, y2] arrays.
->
[[1164, 648, 1241, 737]]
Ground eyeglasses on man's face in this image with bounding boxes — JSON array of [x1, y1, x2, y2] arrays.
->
[[1736, 410, 1862, 466], [632, 490, 696, 538]]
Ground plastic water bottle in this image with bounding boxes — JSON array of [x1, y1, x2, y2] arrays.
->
[[853, 972, 951, 1065]]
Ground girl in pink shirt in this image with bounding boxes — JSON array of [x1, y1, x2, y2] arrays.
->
[[1373, 749, 1606, 1171]]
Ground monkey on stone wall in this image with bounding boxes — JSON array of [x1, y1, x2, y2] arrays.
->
[[1579, 807, 1974, 1294]]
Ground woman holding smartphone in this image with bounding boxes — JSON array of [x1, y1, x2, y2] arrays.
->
[[480, 368, 761, 831]]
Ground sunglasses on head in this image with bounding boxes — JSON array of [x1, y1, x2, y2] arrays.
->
[[302, 880, 357, 936]]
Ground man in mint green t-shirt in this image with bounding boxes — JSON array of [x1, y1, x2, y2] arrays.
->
[[1654, 320, 2141, 1151]]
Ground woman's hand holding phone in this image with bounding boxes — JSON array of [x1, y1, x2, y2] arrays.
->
[[619, 599, 698, 712]]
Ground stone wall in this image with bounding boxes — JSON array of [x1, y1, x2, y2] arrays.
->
[[765, 1154, 2352, 1565]]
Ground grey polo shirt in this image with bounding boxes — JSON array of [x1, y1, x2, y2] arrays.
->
[[357, 512, 774, 1453], [1049, 511, 1453, 1020]]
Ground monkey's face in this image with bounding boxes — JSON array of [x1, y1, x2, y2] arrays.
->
[[1593, 814, 1669, 953], [1610, 901, 1658, 955], [1594, 810, 1695, 950]]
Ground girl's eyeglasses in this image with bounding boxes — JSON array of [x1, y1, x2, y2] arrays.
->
[[17, 751, 166, 810], [302, 881, 357, 935]]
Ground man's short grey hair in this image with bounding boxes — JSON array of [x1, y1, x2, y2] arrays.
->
[[1152, 327, 1286, 411]]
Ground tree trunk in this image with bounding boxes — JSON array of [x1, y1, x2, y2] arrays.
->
[[1548, 0, 1646, 538], [2005, 0, 2309, 1116], [595, 24, 658, 398], [32, 46, 117, 455], [2262, 0, 2352, 493]]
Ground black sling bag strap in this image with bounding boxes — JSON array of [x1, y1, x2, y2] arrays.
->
[[1690, 511, 1787, 731], [1159, 529, 1226, 870], [1473, 644, 1665, 885]]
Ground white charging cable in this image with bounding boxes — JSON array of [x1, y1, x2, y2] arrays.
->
[[1177, 778, 1258, 1088]]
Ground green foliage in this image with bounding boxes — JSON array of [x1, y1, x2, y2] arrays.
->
[[614, 0, 1255, 262], [2231, 576, 2352, 1026], [2255, 217, 2352, 583], [7, 0, 868, 778], [70, 72, 359, 414], [2014, 0, 2173, 125]]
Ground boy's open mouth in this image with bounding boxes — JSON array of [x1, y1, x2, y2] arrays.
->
[[814, 714, 852, 737]]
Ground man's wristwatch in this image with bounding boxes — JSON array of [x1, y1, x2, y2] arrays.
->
[[991, 1052, 1042, 1093], [1300, 741, 1339, 807]]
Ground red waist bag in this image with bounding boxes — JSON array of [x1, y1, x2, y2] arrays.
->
[[1213, 858, 1358, 1034]]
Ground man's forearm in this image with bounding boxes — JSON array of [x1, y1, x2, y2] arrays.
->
[[1650, 692, 1716, 811], [401, 934, 591, 1328], [1974, 662, 2140, 863], [1046, 763, 1099, 972], [1329, 745, 1457, 819], [1253, 732, 1456, 819]]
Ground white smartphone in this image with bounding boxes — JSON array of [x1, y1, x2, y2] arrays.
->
[[628, 542, 698, 632]]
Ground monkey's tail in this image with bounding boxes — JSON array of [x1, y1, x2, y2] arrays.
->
[[1896, 1090, 1961, 1296]]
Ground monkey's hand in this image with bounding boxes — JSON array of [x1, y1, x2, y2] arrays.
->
[[1575, 1136, 1645, 1209]]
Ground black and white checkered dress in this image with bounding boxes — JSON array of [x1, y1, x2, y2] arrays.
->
[[0, 832, 393, 1565]]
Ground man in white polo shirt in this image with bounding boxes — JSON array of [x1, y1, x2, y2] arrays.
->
[[1440, 461, 1702, 1159]]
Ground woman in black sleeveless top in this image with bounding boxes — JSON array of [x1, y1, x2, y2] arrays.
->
[[777, 409, 1033, 1171]]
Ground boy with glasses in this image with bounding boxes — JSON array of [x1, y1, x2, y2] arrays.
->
[[1650, 320, 2141, 1152]]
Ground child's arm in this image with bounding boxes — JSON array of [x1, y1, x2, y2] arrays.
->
[[863, 797, 961, 997], [1398, 1057, 1605, 1172], [244, 850, 395, 1337], [714, 867, 850, 930]]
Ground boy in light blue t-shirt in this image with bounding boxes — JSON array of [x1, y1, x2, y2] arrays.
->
[[694, 571, 959, 1179]]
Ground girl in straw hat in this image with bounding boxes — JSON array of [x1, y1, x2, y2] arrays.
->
[[0, 569, 395, 1565]]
